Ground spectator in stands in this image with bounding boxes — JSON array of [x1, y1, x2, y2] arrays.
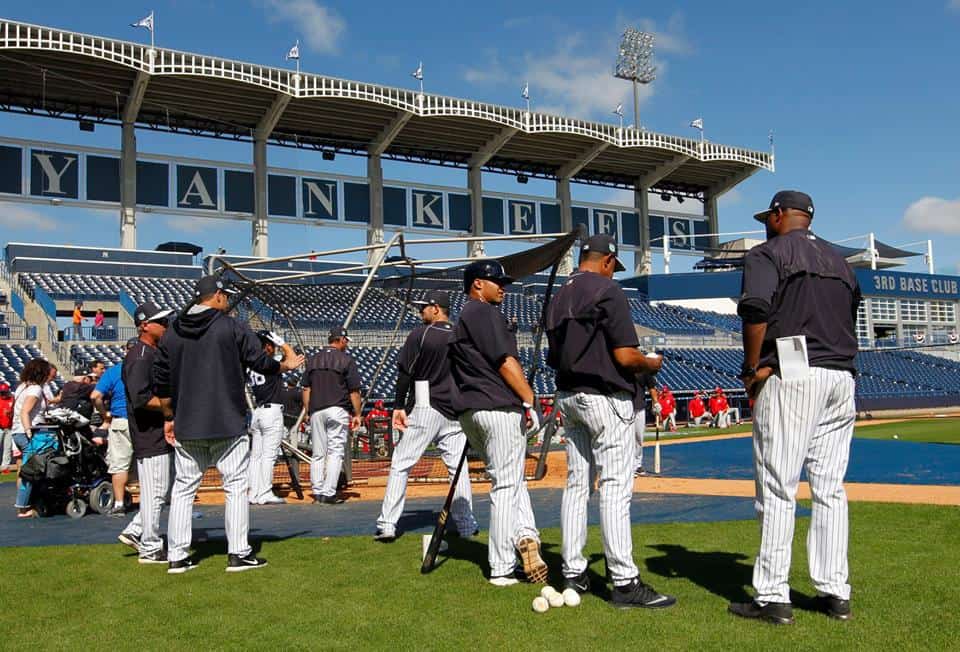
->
[[92, 339, 138, 517], [0, 382, 14, 473], [687, 391, 707, 427], [94, 308, 105, 338], [12, 358, 56, 518], [72, 301, 85, 340], [658, 386, 678, 433]]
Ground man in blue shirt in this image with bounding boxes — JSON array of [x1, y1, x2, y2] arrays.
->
[[92, 338, 139, 516]]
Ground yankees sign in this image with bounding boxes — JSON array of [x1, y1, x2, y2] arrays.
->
[[0, 137, 708, 251]]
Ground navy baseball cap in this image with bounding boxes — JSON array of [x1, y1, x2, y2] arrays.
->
[[194, 275, 238, 298], [411, 289, 450, 310], [581, 234, 625, 272], [134, 301, 173, 327], [328, 326, 352, 342], [753, 190, 815, 222], [462, 260, 514, 293]]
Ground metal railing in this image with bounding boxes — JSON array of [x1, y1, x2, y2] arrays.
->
[[61, 325, 137, 342], [0, 324, 36, 340]]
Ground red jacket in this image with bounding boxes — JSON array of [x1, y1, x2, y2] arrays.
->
[[658, 393, 675, 416], [688, 396, 705, 418], [709, 396, 722, 415], [0, 395, 13, 429], [718, 395, 729, 411]]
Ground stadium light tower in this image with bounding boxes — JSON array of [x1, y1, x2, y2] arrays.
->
[[614, 29, 656, 130]]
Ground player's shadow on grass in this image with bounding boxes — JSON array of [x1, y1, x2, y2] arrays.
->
[[396, 509, 445, 535], [187, 530, 311, 563], [644, 544, 754, 602]]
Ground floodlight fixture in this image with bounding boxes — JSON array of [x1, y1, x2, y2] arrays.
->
[[660, 192, 671, 202], [614, 28, 656, 129], [517, 174, 529, 184]]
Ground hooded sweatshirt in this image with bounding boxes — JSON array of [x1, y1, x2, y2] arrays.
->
[[155, 305, 280, 440]]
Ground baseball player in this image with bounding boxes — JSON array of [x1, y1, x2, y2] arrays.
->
[[374, 290, 478, 542], [545, 234, 674, 608], [155, 275, 303, 574], [686, 391, 707, 427], [91, 341, 138, 516], [659, 386, 677, 432], [729, 190, 860, 624], [449, 260, 547, 586], [116, 303, 174, 563], [300, 327, 362, 504], [633, 372, 659, 477], [247, 330, 297, 505]]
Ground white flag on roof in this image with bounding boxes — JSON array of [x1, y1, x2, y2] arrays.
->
[[412, 61, 423, 81], [521, 82, 529, 100], [131, 11, 154, 32], [286, 41, 300, 60], [614, 104, 624, 117], [690, 117, 704, 130]]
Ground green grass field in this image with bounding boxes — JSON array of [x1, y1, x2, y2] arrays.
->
[[853, 417, 960, 444], [4, 502, 958, 650]]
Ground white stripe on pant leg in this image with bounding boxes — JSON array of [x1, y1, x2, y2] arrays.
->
[[309, 411, 327, 496], [805, 369, 855, 600], [213, 436, 252, 558], [558, 391, 593, 579], [634, 409, 645, 469], [321, 407, 349, 497], [248, 410, 264, 501], [376, 406, 441, 531], [580, 392, 638, 585], [436, 417, 477, 535], [167, 440, 211, 563], [137, 452, 173, 557]]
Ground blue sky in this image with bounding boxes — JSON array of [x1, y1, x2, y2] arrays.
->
[[1, 1, 959, 274]]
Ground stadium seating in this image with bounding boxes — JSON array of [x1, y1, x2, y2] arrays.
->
[[627, 299, 714, 336], [20, 273, 194, 311], [0, 344, 60, 389], [665, 305, 742, 333]]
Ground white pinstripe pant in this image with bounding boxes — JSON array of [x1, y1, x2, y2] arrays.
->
[[248, 404, 284, 503], [634, 409, 646, 469], [751, 367, 856, 603], [122, 452, 174, 557], [459, 409, 539, 577], [309, 407, 349, 497], [376, 405, 477, 535], [168, 436, 251, 563], [557, 390, 638, 585]]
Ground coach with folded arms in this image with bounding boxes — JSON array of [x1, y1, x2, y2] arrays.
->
[[730, 191, 860, 624], [155, 275, 303, 574]]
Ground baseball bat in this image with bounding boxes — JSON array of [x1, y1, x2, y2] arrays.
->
[[420, 441, 469, 574], [653, 419, 661, 475]]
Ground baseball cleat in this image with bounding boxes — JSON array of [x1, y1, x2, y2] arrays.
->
[[226, 553, 268, 572], [167, 558, 199, 575], [373, 528, 397, 542], [117, 532, 141, 552], [812, 595, 852, 621], [728, 600, 794, 625], [108, 505, 127, 518], [563, 571, 591, 595], [516, 537, 549, 584], [611, 578, 677, 609], [319, 495, 345, 505], [489, 572, 520, 587], [633, 467, 647, 477], [262, 495, 287, 505], [138, 551, 168, 565]]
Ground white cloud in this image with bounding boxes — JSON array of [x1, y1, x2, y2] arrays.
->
[[0, 204, 58, 231], [462, 14, 692, 122], [903, 196, 960, 234], [165, 215, 215, 234], [259, 0, 345, 54]]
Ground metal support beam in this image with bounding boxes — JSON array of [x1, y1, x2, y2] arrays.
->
[[369, 110, 413, 157], [367, 155, 385, 264], [251, 94, 292, 257], [467, 165, 485, 257], [119, 71, 150, 250], [556, 178, 574, 275], [704, 194, 720, 252], [702, 165, 763, 254], [708, 166, 760, 199], [556, 142, 610, 180], [634, 184, 652, 275], [635, 153, 690, 189], [467, 126, 518, 168]]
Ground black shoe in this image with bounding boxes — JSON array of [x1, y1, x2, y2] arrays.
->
[[226, 552, 268, 572], [108, 505, 127, 518], [563, 571, 590, 595], [373, 528, 397, 542], [728, 600, 794, 625], [812, 595, 852, 621], [138, 551, 168, 565], [118, 532, 141, 552], [320, 495, 345, 505], [611, 577, 677, 609], [634, 467, 647, 477], [168, 558, 199, 575]]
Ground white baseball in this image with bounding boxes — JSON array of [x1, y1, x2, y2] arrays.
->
[[540, 586, 559, 599], [548, 592, 565, 608], [893, 435, 899, 439], [562, 588, 581, 607], [532, 596, 550, 613]]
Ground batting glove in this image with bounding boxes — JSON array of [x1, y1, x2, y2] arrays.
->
[[525, 405, 540, 435], [653, 403, 663, 415], [266, 331, 285, 347]]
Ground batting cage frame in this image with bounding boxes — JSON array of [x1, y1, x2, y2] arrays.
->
[[195, 229, 580, 493]]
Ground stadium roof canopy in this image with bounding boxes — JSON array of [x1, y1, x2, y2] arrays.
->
[[0, 18, 773, 195]]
